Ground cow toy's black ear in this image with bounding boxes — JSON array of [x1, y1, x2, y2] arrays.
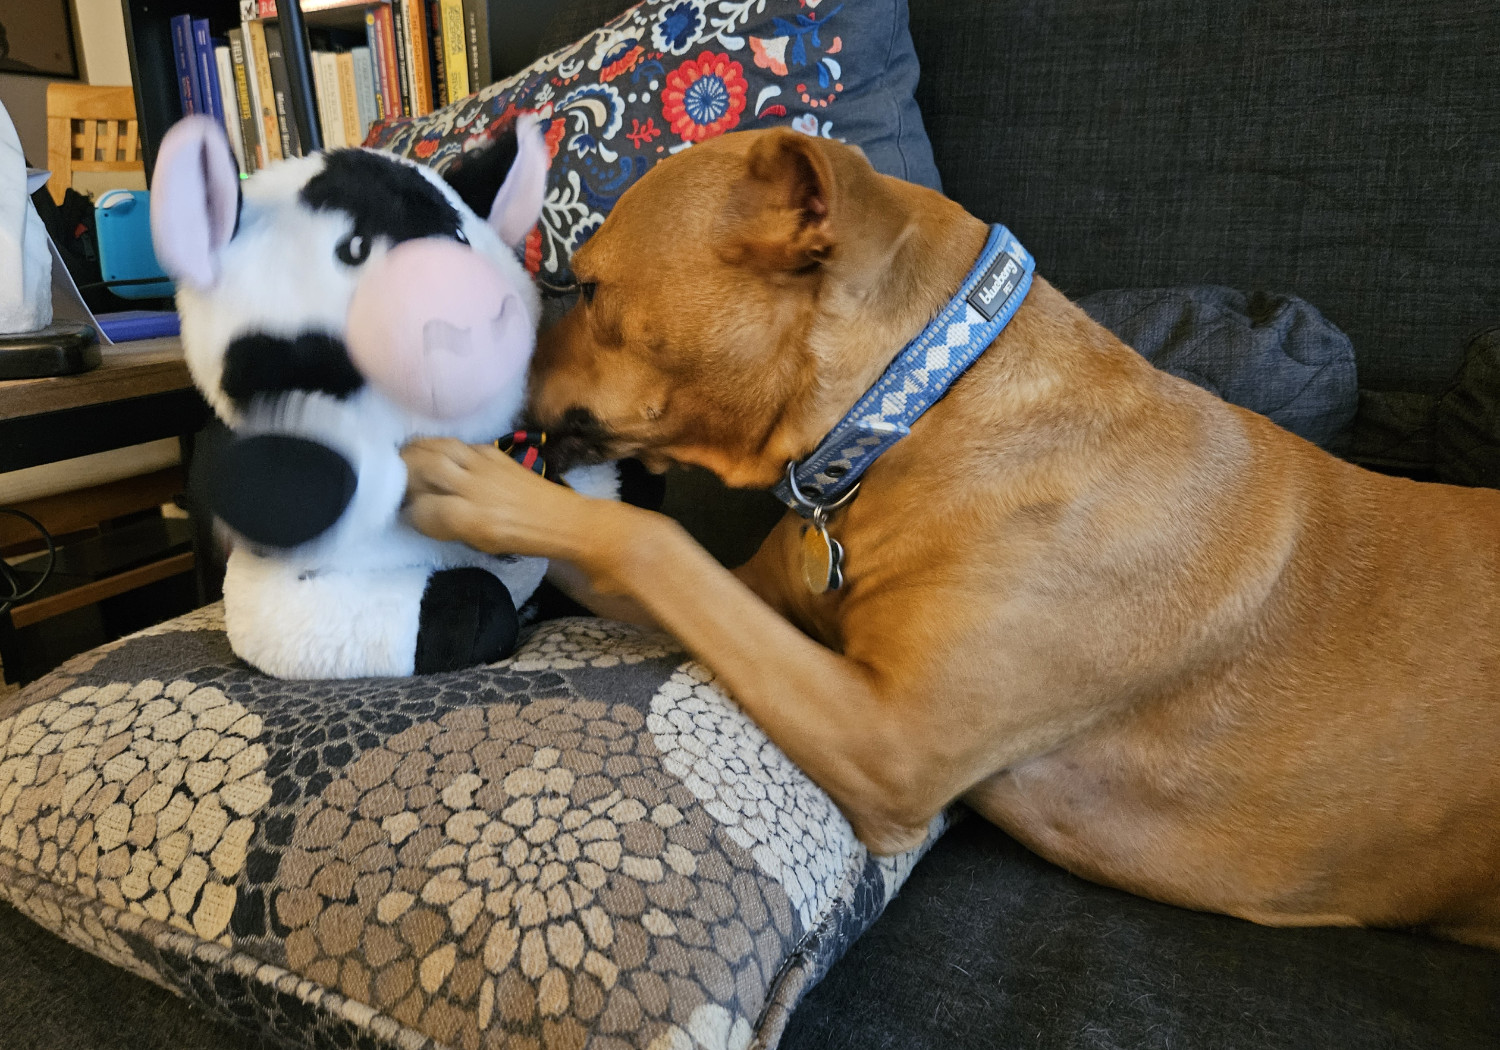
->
[[440, 127, 520, 221]]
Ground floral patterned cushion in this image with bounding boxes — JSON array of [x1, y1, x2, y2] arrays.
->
[[365, 0, 941, 283], [0, 608, 947, 1050]]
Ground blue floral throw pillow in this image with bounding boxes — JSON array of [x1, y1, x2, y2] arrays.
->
[[366, 0, 940, 282]]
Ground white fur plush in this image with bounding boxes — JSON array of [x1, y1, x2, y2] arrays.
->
[[151, 115, 612, 679]]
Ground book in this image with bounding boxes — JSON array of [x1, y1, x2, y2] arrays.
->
[[193, 21, 225, 122], [227, 29, 263, 170], [362, 12, 387, 120], [337, 51, 362, 146], [214, 45, 248, 172], [440, 0, 468, 101], [390, 2, 414, 116], [461, 0, 489, 93], [401, 0, 433, 116], [311, 51, 340, 148], [246, 20, 284, 162], [264, 23, 303, 157], [169, 15, 201, 117], [426, 0, 449, 109], [351, 48, 377, 143]]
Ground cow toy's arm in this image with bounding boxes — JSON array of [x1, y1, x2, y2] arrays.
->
[[190, 424, 357, 549]]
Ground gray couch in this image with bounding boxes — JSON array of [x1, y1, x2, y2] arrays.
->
[[4, 1, 1498, 1047]]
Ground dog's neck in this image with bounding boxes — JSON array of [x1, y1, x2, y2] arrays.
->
[[734, 189, 992, 489]]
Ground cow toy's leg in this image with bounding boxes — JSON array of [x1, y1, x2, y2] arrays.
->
[[222, 549, 519, 678]]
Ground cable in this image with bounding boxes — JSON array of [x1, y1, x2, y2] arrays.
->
[[0, 508, 57, 616]]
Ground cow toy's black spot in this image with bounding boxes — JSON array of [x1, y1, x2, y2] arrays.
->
[[221, 332, 364, 407], [300, 149, 464, 248]]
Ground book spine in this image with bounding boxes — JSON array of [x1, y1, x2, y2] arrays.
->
[[309, 51, 334, 149], [440, 0, 468, 100], [194, 21, 224, 122], [390, 2, 414, 117], [264, 24, 302, 158], [228, 29, 263, 170], [404, 0, 433, 116], [351, 48, 377, 143], [246, 20, 284, 162], [170, 15, 199, 116], [426, 0, 449, 109], [214, 45, 248, 171], [362, 12, 387, 120], [374, 6, 404, 119], [461, 0, 488, 93], [258, 0, 275, 17], [337, 52, 362, 146]]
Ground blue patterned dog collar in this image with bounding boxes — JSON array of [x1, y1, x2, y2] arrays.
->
[[773, 224, 1035, 514]]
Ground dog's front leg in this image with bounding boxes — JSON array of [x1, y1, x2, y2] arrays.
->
[[403, 438, 943, 853]]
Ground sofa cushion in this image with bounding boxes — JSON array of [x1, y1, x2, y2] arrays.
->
[[1436, 326, 1500, 489], [1078, 286, 1358, 450], [366, 0, 940, 284], [0, 608, 944, 1050], [780, 818, 1500, 1050], [905, 0, 1500, 471]]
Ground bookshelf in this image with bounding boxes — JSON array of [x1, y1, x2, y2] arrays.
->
[[121, 0, 563, 181]]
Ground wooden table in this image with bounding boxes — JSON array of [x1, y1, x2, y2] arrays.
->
[[0, 337, 208, 473], [0, 338, 217, 641]]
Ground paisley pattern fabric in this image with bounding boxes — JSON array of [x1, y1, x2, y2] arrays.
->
[[365, 0, 940, 284], [0, 609, 947, 1050]]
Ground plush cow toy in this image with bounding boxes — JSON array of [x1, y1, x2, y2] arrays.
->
[[150, 114, 613, 679]]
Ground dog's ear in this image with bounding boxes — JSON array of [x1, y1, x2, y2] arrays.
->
[[150, 115, 241, 290], [722, 128, 837, 272]]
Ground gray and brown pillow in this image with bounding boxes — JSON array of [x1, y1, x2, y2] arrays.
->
[[0, 608, 946, 1049]]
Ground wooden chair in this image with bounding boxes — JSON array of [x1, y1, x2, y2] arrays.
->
[[45, 83, 143, 206]]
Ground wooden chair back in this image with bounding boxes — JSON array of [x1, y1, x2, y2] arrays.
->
[[45, 83, 142, 205]]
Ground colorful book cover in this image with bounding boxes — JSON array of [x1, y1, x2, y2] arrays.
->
[[311, 51, 340, 149], [263, 23, 302, 157], [403, 0, 433, 116], [193, 20, 224, 122], [246, 20, 284, 162], [362, 12, 387, 120], [440, 0, 468, 100], [169, 15, 200, 116], [227, 29, 263, 170], [351, 48, 377, 144], [426, 0, 448, 109], [214, 45, 247, 171], [390, 2, 415, 117], [461, 0, 489, 92], [337, 51, 362, 147]]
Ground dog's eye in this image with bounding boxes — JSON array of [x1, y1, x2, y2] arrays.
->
[[579, 282, 598, 304], [336, 233, 370, 266]]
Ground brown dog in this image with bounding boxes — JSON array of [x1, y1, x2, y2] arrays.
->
[[403, 128, 1500, 947]]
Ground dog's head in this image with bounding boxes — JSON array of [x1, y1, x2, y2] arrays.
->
[[151, 115, 549, 444], [528, 128, 953, 486]]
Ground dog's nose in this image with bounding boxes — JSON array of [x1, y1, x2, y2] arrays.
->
[[345, 237, 533, 420]]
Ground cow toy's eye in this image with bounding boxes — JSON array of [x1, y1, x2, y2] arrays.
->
[[336, 234, 370, 266], [454, 228, 469, 245]]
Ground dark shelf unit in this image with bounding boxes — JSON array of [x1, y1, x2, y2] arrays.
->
[[121, 0, 565, 184]]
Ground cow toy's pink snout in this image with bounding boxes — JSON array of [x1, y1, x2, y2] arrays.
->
[[345, 238, 533, 420]]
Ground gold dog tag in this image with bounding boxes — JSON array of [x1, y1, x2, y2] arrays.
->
[[801, 522, 846, 594]]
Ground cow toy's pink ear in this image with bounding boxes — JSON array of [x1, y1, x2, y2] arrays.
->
[[150, 115, 240, 290], [486, 113, 549, 249]]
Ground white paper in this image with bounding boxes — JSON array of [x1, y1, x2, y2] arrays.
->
[[0, 100, 52, 334]]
